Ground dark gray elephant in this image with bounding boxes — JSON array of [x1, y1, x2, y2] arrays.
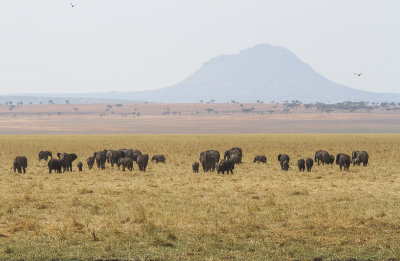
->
[[199, 151, 216, 172], [229, 153, 241, 165], [48, 158, 62, 174], [352, 151, 369, 166], [137, 154, 149, 172], [306, 158, 314, 172], [208, 150, 220, 163], [297, 159, 305, 172], [39, 151, 52, 162], [151, 155, 166, 163], [254, 155, 267, 163], [87, 156, 95, 170], [59, 153, 78, 172], [13, 156, 27, 174], [106, 150, 113, 163], [119, 157, 134, 171], [328, 155, 335, 165], [110, 150, 124, 168], [315, 150, 330, 165], [224, 147, 242, 163], [192, 162, 199, 173], [216, 160, 234, 174], [94, 150, 107, 169], [336, 153, 351, 170], [77, 162, 83, 172], [278, 154, 290, 170], [282, 160, 289, 171], [126, 149, 142, 162]]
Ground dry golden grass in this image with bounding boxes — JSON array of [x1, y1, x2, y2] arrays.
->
[[0, 134, 399, 260]]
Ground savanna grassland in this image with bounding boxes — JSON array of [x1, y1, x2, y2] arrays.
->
[[0, 134, 400, 260]]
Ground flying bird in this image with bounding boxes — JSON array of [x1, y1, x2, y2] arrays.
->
[[354, 72, 362, 77]]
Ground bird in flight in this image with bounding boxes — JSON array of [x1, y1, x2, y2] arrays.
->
[[71, 3, 75, 7], [354, 72, 362, 77]]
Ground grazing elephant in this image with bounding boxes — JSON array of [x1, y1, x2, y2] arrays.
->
[[59, 153, 78, 172], [152, 155, 166, 163], [192, 162, 199, 173], [126, 149, 142, 162], [224, 147, 242, 163], [137, 154, 149, 172], [199, 151, 216, 172], [39, 151, 52, 162], [95, 150, 107, 169], [278, 154, 290, 170], [48, 158, 62, 174], [77, 162, 83, 172], [315, 150, 330, 165], [297, 159, 305, 172], [110, 150, 124, 168], [353, 158, 361, 166], [352, 151, 369, 166], [254, 155, 267, 163], [328, 155, 335, 165], [87, 157, 95, 170], [282, 160, 289, 171], [336, 153, 351, 171], [119, 157, 134, 171], [13, 156, 27, 174], [216, 160, 234, 174], [306, 158, 314, 172]]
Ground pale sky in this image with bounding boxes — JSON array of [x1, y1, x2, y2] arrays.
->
[[0, 0, 399, 94]]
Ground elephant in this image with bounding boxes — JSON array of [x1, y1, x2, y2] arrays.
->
[[77, 162, 83, 172], [229, 153, 241, 165], [59, 153, 78, 172], [216, 160, 234, 174], [353, 158, 361, 166], [208, 150, 220, 163], [48, 158, 62, 174], [306, 158, 314, 172], [282, 160, 289, 171], [328, 155, 335, 165], [254, 155, 267, 163], [106, 150, 113, 163], [278, 154, 290, 170], [13, 156, 27, 174], [110, 150, 124, 168], [199, 151, 216, 172], [224, 147, 242, 163], [125, 149, 142, 162], [336, 153, 351, 170], [315, 150, 330, 165], [297, 159, 305, 172], [87, 157, 95, 170], [352, 151, 369, 166], [94, 150, 107, 169], [39, 151, 52, 162], [137, 154, 149, 172], [151, 155, 166, 163], [192, 162, 199, 173], [118, 157, 134, 171]]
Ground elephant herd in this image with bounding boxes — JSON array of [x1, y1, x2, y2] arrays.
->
[[191, 148, 369, 175], [12, 149, 167, 174], [11, 148, 369, 175]]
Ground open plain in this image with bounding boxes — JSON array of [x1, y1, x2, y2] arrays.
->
[[0, 134, 399, 260]]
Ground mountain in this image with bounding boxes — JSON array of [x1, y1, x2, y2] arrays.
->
[[91, 43, 398, 103], [9, 43, 400, 103]]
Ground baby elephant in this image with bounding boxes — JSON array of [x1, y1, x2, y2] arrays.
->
[[13, 156, 28, 174], [77, 162, 83, 172], [216, 160, 234, 174], [254, 155, 267, 163], [151, 155, 166, 163], [297, 159, 305, 172], [306, 158, 314, 172], [192, 161, 199, 173]]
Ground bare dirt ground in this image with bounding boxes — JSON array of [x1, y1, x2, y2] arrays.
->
[[1, 103, 400, 134]]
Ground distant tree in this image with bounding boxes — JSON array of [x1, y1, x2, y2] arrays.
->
[[65, 100, 70, 104], [73, 107, 79, 111], [115, 104, 123, 107], [48, 100, 54, 104], [200, 100, 203, 103], [205, 108, 214, 114]]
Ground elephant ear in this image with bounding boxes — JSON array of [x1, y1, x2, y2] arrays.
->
[[278, 154, 282, 162]]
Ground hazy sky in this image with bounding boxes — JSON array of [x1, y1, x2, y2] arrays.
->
[[0, 0, 399, 94]]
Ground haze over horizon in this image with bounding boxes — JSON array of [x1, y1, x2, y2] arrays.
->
[[0, 0, 399, 95]]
